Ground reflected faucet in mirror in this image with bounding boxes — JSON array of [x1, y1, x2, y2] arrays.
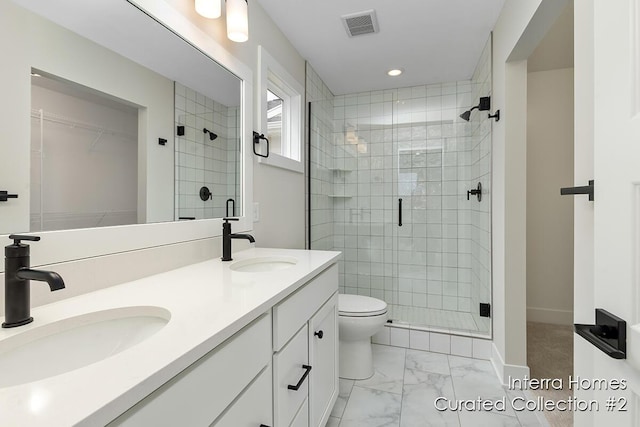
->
[[3, 235, 65, 328]]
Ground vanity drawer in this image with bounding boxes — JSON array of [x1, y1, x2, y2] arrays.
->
[[212, 365, 272, 427], [289, 398, 309, 427], [273, 324, 309, 427], [272, 264, 338, 351], [109, 313, 271, 427]]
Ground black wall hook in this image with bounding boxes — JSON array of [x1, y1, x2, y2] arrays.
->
[[488, 110, 500, 121]]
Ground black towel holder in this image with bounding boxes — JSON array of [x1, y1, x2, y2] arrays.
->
[[253, 131, 269, 158]]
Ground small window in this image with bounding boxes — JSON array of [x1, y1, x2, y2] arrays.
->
[[267, 89, 284, 156], [258, 46, 304, 173]]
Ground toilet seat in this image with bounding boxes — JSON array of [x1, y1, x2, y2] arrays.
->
[[338, 294, 388, 317]]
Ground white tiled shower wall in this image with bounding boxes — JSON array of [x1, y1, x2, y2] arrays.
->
[[307, 35, 492, 337], [174, 82, 240, 220]]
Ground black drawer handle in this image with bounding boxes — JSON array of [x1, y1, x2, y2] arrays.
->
[[398, 198, 402, 227], [287, 364, 312, 391], [314, 330, 324, 339], [259, 425, 271, 427]]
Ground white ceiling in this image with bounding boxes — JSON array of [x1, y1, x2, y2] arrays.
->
[[256, 0, 506, 95]]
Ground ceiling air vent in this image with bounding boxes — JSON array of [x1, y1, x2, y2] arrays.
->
[[341, 10, 379, 37]]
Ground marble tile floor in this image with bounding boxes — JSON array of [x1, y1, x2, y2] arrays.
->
[[388, 305, 480, 332], [327, 344, 545, 427]]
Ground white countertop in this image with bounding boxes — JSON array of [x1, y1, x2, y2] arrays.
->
[[0, 247, 341, 427]]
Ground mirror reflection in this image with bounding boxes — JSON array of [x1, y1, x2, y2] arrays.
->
[[30, 72, 139, 231], [175, 83, 241, 221], [2, 0, 243, 234]]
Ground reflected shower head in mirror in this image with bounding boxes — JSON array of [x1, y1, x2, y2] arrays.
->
[[203, 128, 218, 141]]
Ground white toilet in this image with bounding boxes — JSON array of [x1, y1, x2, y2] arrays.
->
[[338, 294, 388, 380]]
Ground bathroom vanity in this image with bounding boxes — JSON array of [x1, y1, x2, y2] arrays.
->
[[0, 248, 340, 427]]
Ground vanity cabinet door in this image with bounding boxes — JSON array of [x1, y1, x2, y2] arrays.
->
[[308, 293, 338, 427], [108, 314, 271, 427], [212, 365, 272, 427]]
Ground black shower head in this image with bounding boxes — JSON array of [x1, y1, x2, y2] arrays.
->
[[203, 128, 218, 141], [459, 96, 491, 122]]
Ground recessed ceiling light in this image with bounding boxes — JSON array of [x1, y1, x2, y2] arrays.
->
[[387, 69, 403, 77]]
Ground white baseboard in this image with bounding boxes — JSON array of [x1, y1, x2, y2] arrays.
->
[[490, 343, 530, 385], [527, 307, 573, 325]]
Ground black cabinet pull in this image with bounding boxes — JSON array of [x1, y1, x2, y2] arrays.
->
[[0, 191, 18, 202], [398, 198, 402, 227], [561, 179, 594, 201], [259, 425, 271, 427], [287, 364, 312, 391], [253, 131, 269, 158], [314, 330, 324, 339]]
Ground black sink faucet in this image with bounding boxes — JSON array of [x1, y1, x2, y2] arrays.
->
[[221, 218, 255, 262], [3, 235, 65, 328]]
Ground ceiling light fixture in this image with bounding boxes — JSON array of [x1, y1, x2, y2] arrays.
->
[[195, 0, 221, 19], [195, 0, 248, 43], [226, 0, 249, 43], [387, 69, 403, 77]]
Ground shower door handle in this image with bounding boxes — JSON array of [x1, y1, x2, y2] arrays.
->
[[398, 198, 402, 227]]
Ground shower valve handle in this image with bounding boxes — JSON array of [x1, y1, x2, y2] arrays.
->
[[467, 182, 482, 202]]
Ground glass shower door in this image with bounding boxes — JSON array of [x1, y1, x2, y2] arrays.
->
[[391, 85, 479, 331]]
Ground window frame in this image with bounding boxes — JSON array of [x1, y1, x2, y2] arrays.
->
[[257, 46, 304, 173]]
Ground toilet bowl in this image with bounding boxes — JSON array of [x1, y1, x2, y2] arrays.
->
[[338, 294, 388, 380]]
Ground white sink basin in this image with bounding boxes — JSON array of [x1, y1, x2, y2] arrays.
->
[[230, 256, 298, 273], [0, 306, 170, 388]]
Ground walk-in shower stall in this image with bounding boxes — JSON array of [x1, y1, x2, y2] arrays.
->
[[309, 38, 493, 337]]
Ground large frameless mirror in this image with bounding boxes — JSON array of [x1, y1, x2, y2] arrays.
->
[[1, 0, 243, 234]]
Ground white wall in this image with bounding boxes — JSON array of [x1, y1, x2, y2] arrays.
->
[[526, 68, 574, 325], [573, 1, 595, 424], [165, 0, 307, 249], [490, 0, 569, 381]]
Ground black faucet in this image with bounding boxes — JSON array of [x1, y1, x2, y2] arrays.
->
[[3, 235, 65, 328], [221, 218, 255, 262]]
